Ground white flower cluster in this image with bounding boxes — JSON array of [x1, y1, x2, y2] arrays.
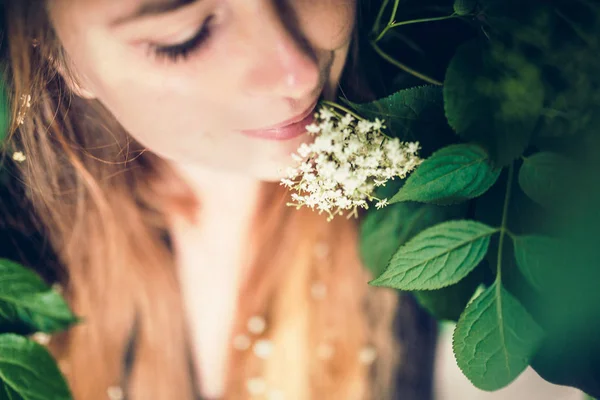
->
[[12, 151, 26, 163], [281, 106, 422, 220]]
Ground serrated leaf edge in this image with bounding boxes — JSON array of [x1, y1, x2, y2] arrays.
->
[[369, 220, 498, 290], [390, 143, 500, 204]]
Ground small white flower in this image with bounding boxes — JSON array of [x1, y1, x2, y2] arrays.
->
[[408, 141, 420, 154], [286, 167, 299, 179], [345, 137, 363, 155], [340, 113, 355, 127], [16, 95, 32, 126], [306, 123, 321, 134], [317, 161, 337, 177], [372, 118, 385, 131], [281, 106, 421, 220], [297, 143, 312, 158], [336, 197, 353, 209], [364, 155, 380, 170], [356, 119, 372, 134], [316, 201, 332, 213], [280, 178, 295, 188], [319, 107, 336, 121], [22, 94, 32, 108], [375, 199, 389, 209], [320, 119, 335, 134], [12, 151, 26, 163], [31, 332, 51, 346], [299, 162, 313, 174]]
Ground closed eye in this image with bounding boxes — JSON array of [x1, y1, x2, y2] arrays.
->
[[150, 15, 214, 62]]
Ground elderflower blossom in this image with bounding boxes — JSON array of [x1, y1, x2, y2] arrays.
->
[[281, 106, 422, 220], [12, 151, 26, 163]]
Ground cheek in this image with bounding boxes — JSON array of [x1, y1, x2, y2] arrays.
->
[[297, 0, 357, 49]]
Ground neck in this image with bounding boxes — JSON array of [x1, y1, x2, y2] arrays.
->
[[171, 161, 263, 226], [167, 160, 264, 291], [167, 162, 264, 399]]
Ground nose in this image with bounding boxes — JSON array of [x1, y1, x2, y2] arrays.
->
[[238, 3, 321, 101]]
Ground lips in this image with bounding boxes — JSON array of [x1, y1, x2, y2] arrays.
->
[[239, 100, 319, 141]]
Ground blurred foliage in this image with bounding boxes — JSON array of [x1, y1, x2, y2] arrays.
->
[[359, 0, 600, 395]]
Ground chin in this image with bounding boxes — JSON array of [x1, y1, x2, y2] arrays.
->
[[245, 157, 299, 182], [162, 129, 313, 183], [244, 132, 314, 181]]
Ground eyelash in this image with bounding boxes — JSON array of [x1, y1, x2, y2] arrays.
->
[[151, 16, 214, 62]]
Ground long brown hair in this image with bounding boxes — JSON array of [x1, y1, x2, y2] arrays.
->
[[2, 2, 399, 399]]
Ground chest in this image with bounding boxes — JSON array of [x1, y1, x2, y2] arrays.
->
[[173, 218, 253, 399]]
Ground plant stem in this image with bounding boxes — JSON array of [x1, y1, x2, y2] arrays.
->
[[496, 163, 515, 282], [370, 41, 443, 86], [375, 14, 458, 42], [372, 0, 391, 35], [554, 9, 595, 47], [388, 0, 401, 28], [320, 100, 362, 120]]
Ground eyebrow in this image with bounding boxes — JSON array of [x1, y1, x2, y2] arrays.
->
[[110, 0, 197, 26]]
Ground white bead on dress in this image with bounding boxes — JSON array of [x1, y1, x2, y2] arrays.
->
[[102, 230, 379, 397], [252, 339, 273, 359], [232, 334, 252, 351], [358, 345, 378, 365], [245, 377, 267, 395], [313, 242, 330, 260], [247, 316, 267, 335], [267, 389, 285, 400], [107, 386, 124, 400], [316, 343, 335, 361], [310, 281, 327, 300]]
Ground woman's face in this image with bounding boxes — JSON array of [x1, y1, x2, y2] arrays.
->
[[48, 0, 357, 180]]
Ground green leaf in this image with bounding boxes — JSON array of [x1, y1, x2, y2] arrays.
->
[[454, 0, 477, 16], [0, 334, 72, 399], [512, 235, 563, 292], [344, 86, 444, 141], [0, 259, 77, 335], [413, 264, 486, 321], [390, 144, 501, 205], [518, 152, 576, 210], [453, 281, 545, 391], [360, 202, 451, 278], [444, 40, 544, 165], [370, 220, 498, 290]]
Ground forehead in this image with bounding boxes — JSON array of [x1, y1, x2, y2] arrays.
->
[[49, 0, 182, 26]]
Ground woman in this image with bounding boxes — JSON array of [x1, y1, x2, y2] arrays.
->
[[1, 1, 435, 399]]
